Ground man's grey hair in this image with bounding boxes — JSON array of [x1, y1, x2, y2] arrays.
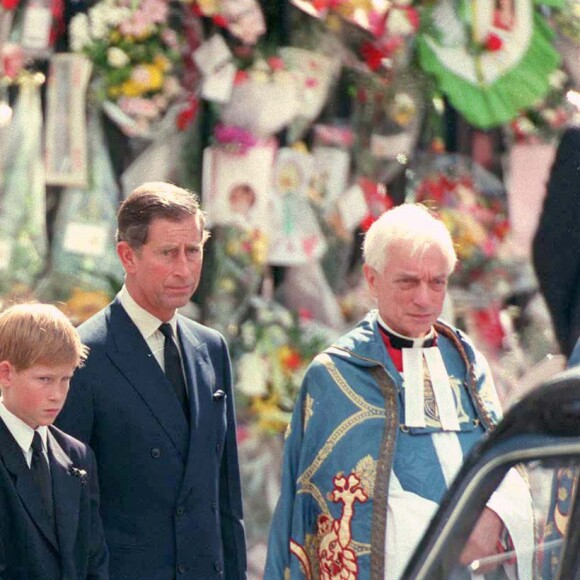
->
[[362, 203, 457, 274]]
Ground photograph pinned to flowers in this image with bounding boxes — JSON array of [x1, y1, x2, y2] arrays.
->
[[68, 0, 187, 139], [201, 134, 277, 232], [232, 296, 336, 436]]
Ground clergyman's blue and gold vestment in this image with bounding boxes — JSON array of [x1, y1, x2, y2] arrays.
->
[[265, 310, 505, 579]]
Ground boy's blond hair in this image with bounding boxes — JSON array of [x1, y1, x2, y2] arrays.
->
[[0, 303, 88, 371]]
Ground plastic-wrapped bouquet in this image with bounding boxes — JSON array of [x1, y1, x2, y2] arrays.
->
[[69, 0, 184, 136]]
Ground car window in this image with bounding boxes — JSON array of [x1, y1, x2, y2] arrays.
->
[[434, 460, 579, 580]]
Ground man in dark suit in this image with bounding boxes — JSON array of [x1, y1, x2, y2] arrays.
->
[[533, 127, 580, 358], [56, 182, 247, 579], [0, 303, 109, 579]]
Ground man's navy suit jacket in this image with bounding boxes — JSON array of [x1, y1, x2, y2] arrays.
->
[[0, 419, 109, 579], [55, 299, 247, 579]]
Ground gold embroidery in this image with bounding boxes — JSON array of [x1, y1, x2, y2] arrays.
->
[[304, 394, 314, 433], [355, 455, 377, 499], [297, 354, 384, 497]]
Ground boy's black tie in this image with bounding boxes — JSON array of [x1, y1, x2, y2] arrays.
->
[[31, 431, 55, 525], [159, 323, 190, 423]]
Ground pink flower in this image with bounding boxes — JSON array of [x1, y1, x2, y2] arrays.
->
[[119, 96, 161, 119], [214, 123, 258, 153]]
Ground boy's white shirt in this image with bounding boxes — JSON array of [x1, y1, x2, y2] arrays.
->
[[0, 399, 48, 466]]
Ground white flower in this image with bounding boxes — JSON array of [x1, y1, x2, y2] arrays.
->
[[236, 353, 270, 397], [240, 321, 257, 348], [276, 310, 294, 329], [549, 69, 568, 90], [88, 4, 111, 40], [105, 6, 132, 27], [107, 47, 129, 68], [386, 9, 415, 37], [69, 13, 90, 52], [540, 109, 557, 124]]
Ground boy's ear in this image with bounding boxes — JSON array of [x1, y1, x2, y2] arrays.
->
[[0, 360, 13, 387]]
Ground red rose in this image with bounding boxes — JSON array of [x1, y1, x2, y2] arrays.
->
[[360, 42, 384, 71], [176, 99, 199, 131], [1, 0, 19, 10], [212, 14, 228, 28], [485, 33, 503, 52]]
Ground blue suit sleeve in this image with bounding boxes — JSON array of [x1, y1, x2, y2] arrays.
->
[[217, 335, 248, 579]]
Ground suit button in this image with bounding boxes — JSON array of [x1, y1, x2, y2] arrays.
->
[[211, 501, 217, 513], [177, 564, 186, 574], [176, 506, 185, 516], [214, 561, 222, 573], [215, 442, 221, 454], [150, 448, 161, 459]]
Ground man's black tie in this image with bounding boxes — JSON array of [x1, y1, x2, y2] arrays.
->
[[159, 323, 190, 423], [31, 431, 55, 526]]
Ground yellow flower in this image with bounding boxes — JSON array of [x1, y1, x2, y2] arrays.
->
[[154, 54, 171, 72], [119, 64, 164, 97], [197, 0, 220, 16], [251, 233, 268, 265]]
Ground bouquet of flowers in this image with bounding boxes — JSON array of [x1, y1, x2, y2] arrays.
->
[[407, 153, 511, 294], [233, 297, 335, 435], [69, 0, 184, 136], [506, 69, 577, 145]]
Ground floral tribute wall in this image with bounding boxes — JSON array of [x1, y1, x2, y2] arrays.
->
[[0, 0, 579, 570]]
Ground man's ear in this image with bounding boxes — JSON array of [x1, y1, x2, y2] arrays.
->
[[117, 241, 137, 274], [363, 264, 378, 298], [0, 360, 14, 389]]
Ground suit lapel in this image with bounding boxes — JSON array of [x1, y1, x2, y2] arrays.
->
[[177, 319, 217, 496], [177, 318, 208, 434], [0, 418, 59, 551], [106, 300, 190, 460], [48, 429, 80, 556]]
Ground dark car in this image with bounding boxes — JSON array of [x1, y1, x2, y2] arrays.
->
[[403, 367, 580, 580]]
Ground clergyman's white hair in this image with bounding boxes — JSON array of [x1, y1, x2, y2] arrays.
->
[[362, 203, 457, 274]]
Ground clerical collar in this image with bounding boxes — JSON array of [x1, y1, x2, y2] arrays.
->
[[377, 317, 436, 349]]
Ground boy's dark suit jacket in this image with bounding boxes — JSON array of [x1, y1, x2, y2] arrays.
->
[[55, 298, 247, 579], [0, 420, 109, 579]]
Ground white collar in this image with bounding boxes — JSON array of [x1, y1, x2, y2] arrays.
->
[[0, 400, 48, 453], [119, 285, 179, 340], [377, 315, 435, 348]]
